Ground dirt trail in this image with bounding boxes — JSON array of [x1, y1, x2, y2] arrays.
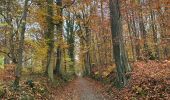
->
[[54, 77, 111, 100]]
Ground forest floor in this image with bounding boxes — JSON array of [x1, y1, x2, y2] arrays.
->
[[0, 60, 170, 99], [54, 77, 112, 100], [103, 60, 170, 100], [0, 65, 112, 100]]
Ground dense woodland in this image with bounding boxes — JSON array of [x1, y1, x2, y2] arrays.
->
[[0, 0, 170, 99]]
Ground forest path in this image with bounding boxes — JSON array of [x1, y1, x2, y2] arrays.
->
[[54, 77, 111, 100]]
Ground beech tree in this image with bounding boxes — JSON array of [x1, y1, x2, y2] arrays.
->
[[45, 0, 55, 82], [109, 0, 131, 88], [14, 0, 29, 87]]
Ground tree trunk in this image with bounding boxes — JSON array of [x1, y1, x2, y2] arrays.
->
[[109, 0, 131, 88], [14, 0, 29, 88], [55, 0, 63, 76], [45, 0, 54, 82], [149, 1, 160, 60], [131, 11, 141, 60], [55, 47, 61, 75]]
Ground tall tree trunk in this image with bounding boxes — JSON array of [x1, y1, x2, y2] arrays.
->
[[149, 1, 160, 60], [85, 26, 92, 76], [14, 0, 29, 88], [138, 1, 148, 60], [55, 0, 62, 76], [100, 0, 107, 65], [131, 9, 141, 60], [125, 4, 137, 61], [109, 0, 131, 88], [45, 0, 54, 82]]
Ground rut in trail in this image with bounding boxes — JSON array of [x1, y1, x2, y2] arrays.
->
[[54, 77, 111, 100]]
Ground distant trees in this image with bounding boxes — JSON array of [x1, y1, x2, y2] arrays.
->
[[64, 7, 77, 74], [122, 0, 170, 61]]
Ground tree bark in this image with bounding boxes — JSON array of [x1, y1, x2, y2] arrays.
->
[[45, 0, 55, 82], [14, 0, 29, 88], [109, 0, 131, 88], [55, 0, 63, 76]]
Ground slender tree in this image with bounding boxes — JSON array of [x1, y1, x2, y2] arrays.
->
[[54, 0, 62, 76], [14, 0, 29, 88]]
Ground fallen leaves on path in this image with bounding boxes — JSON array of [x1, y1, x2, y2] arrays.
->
[[54, 77, 112, 100]]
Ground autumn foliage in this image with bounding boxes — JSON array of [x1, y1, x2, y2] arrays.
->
[[0, 0, 170, 99]]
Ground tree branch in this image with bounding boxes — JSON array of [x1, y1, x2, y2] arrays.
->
[[62, 0, 76, 9], [22, 57, 32, 62]]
